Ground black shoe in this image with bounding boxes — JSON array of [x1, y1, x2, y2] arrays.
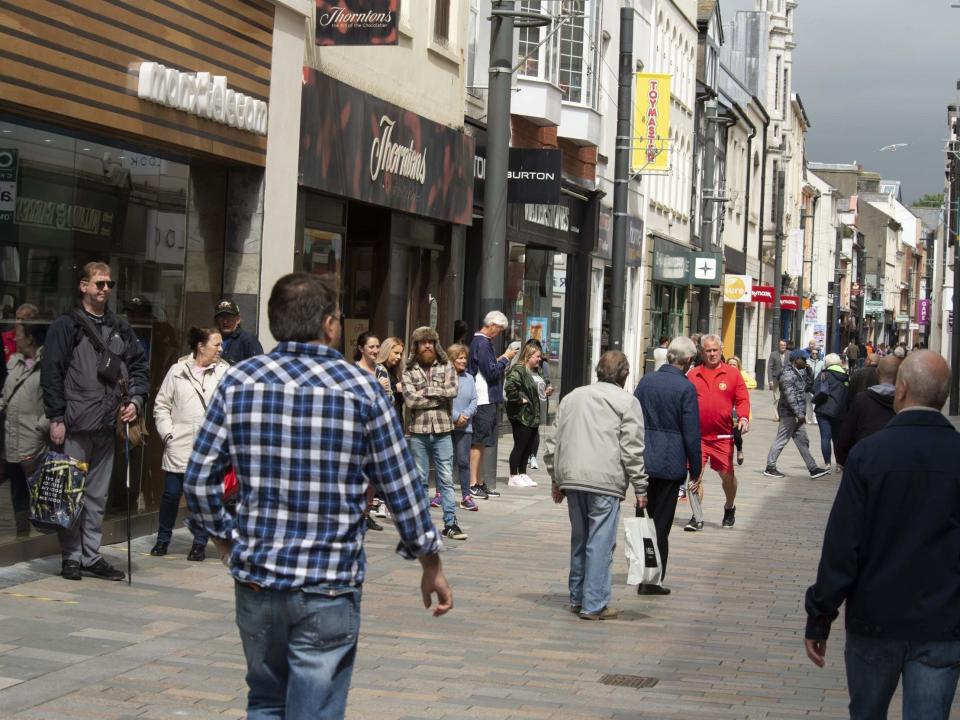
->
[[82, 558, 125, 581], [809, 467, 829, 479], [683, 517, 703, 532], [366, 516, 384, 531], [737, 450, 744, 466], [763, 467, 786, 478], [469, 485, 488, 499], [150, 541, 169, 557], [722, 506, 736, 528], [187, 543, 206, 562], [637, 584, 671, 596], [61, 559, 81, 581], [441, 524, 468, 540], [480, 483, 500, 498]]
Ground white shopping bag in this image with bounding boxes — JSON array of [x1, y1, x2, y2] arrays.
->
[[624, 510, 662, 586]]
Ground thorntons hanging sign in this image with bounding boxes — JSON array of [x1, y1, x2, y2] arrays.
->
[[137, 62, 268, 135], [300, 70, 473, 225], [369, 116, 427, 184], [316, 1, 399, 46]]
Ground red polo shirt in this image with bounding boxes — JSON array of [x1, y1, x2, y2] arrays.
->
[[688, 362, 751, 439]]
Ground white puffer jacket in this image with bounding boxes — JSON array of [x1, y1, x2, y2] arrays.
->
[[153, 355, 229, 473]]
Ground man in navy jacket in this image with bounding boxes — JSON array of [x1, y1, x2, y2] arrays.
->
[[804, 350, 960, 720], [633, 336, 702, 595]]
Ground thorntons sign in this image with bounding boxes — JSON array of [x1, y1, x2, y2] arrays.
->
[[315, 0, 399, 46], [370, 116, 427, 184], [137, 62, 268, 136]]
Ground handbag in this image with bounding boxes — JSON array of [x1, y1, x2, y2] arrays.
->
[[74, 310, 123, 385], [28, 450, 88, 532], [624, 508, 662, 586], [117, 377, 147, 448]]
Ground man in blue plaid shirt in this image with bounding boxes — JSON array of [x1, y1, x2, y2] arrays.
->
[[184, 273, 452, 720]]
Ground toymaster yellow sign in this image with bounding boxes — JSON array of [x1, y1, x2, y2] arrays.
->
[[633, 73, 671, 172]]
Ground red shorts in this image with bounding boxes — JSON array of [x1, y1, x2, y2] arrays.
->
[[701, 438, 734, 474]]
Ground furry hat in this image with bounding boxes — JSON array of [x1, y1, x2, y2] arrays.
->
[[407, 326, 448, 367]]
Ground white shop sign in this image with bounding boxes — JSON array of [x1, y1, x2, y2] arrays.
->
[[137, 62, 268, 136]]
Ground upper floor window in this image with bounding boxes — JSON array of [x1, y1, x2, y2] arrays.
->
[[559, 0, 599, 106], [467, 0, 480, 95], [434, 0, 451, 46], [517, 1, 556, 82]]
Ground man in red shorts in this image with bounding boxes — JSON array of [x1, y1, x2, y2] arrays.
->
[[686, 334, 750, 530]]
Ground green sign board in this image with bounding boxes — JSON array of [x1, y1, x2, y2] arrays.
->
[[690, 252, 723, 286], [864, 299, 884, 317]]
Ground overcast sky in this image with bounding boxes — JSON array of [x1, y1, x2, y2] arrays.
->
[[721, 0, 956, 203]]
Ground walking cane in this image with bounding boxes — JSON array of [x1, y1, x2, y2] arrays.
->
[[124, 421, 132, 585]]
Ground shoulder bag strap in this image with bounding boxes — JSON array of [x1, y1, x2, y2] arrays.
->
[[73, 310, 110, 355]]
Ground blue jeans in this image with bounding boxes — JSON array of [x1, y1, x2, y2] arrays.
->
[[408, 433, 457, 528], [157, 471, 208, 545], [235, 582, 361, 720], [566, 490, 621, 614], [814, 413, 843, 465], [845, 632, 960, 720], [452, 430, 472, 498]]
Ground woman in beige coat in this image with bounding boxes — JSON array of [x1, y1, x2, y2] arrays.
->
[[150, 326, 229, 560], [2, 314, 49, 535]]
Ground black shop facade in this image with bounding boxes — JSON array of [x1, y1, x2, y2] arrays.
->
[[298, 70, 474, 352], [464, 120, 598, 401]]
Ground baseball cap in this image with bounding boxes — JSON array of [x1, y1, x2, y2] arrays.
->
[[789, 349, 806, 362], [215, 299, 240, 317]]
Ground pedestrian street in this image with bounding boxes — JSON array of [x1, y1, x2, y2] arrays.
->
[[0, 390, 949, 719]]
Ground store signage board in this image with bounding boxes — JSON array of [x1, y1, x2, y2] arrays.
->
[[653, 249, 689, 283], [300, 71, 474, 225], [507, 149, 561, 204], [723, 274, 752, 303], [632, 73, 671, 172], [315, 1, 398, 46], [0, 149, 16, 224], [137, 62, 268, 135], [752, 285, 774, 304], [864, 299, 884, 316], [690, 252, 723, 286], [780, 295, 800, 311], [917, 298, 931, 325]]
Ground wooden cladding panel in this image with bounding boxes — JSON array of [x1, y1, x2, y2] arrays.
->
[[0, 0, 273, 165]]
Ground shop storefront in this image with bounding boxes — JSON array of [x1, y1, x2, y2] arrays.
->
[[650, 237, 692, 352], [0, 0, 274, 559], [298, 71, 474, 353]]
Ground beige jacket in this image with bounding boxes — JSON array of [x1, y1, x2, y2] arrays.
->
[[543, 380, 648, 498], [2, 349, 49, 463], [154, 355, 229, 473]]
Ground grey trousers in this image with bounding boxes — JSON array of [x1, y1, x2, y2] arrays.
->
[[58, 432, 116, 565], [765, 416, 818, 472]]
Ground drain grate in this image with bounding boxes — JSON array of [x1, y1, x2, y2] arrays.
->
[[599, 673, 659, 689]]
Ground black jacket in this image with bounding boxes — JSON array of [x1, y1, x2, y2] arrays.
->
[[805, 410, 960, 641], [41, 307, 149, 433], [812, 368, 848, 420], [834, 385, 896, 466], [634, 365, 702, 482], [221, 326, 263, 365]]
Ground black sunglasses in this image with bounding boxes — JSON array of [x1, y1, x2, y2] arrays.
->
[[91, 280, 116, 290]]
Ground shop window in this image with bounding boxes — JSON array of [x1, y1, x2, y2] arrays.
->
[[650, 284, 686, 344], [0, 117, 190, 544]]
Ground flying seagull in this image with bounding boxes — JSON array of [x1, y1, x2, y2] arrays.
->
[[879, 143, 908, 152]]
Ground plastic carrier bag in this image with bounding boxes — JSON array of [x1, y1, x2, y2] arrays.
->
[[28, 451, 88, 533]]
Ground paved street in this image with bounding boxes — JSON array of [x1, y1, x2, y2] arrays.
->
[[0, 389, 948, 719]]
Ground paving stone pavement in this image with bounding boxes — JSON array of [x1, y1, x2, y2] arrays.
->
[[0, 389, 952, 719]]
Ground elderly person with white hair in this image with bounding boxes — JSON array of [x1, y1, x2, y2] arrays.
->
[[632, 336, 702, 595], [466, 310, 518, 499], [811, 352, 849, 473]]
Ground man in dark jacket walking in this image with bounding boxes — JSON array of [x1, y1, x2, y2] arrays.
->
[[763, 351, 828, 479], [846, 352, 878, 406], [834, 355, 900, 467], [215, 300, 262, 365], [633, 336, 701, 595], [41, 262, 149, 581], [804, 350, 960, 720]]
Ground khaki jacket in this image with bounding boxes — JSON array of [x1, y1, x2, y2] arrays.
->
[[2, 349, 49, 463], [544, 380, 648, 498], [154, 355, 229, 472]]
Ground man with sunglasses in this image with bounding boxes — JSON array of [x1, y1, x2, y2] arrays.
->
[[41, 261, 149, 581]]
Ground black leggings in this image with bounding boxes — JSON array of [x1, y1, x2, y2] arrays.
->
[[509, 421, 539, 475]]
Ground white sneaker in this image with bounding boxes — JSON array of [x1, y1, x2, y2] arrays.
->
[[520, 474, 537, 486], [375, 503, 387, 518], [528, 456, 540, 470]]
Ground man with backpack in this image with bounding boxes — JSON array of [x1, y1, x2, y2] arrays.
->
[[41, 262, 149, 581]]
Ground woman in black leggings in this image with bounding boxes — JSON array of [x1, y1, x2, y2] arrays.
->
[[504, 344, 544, 488]]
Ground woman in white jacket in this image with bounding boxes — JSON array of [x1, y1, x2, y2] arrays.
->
[[150, 326, 229, 560]]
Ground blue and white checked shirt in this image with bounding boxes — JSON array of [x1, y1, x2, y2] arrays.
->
[[183, 341, 442, 590]]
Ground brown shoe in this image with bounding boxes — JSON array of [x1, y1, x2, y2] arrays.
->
[[579, 606, 618, 621]]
